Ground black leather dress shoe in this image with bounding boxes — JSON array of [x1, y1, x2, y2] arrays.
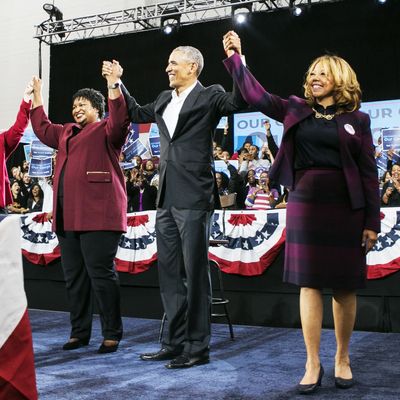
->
[[62, 338, 89, 350], [297, 365, 324, 395], [97, 341, 119, 354], [335, 376, 354, 389], [140, 348, 181, 361], [165, 353, 210, 369]]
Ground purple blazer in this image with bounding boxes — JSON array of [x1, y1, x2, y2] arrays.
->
[[224, 53, 380, 233], [30, 95, 130, 232]]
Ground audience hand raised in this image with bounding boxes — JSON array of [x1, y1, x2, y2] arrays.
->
[[223, 31, 242, 58]]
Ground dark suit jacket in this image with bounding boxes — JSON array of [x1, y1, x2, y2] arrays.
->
[[224, 53, 380, 232], [30, 95, 130, 232], [122, 81, 246, 210]]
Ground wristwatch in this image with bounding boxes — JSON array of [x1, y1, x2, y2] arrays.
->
[[107, 82, 120, 89]]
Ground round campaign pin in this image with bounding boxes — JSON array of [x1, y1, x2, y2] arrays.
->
[[344, 124, 355, 135]]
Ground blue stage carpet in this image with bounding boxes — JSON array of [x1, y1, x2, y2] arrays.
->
[[30, 309, 399, 399]]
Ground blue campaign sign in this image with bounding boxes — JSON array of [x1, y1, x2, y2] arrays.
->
[[24, 144, 31, 162], [31, 139, 54, 158], [119, 161, 136, 170], [28, 158, 53, 177], [216, 116, 228, 130], [149, 123, 159, 137], [20, 127, 38, 144], [214, 160, 239, 178], [123, 138, 148, 160], [149, 137, 160, 156], [382, 129, 400, 151], [233, 111, 284, 153], [232, 98, 400, 153]]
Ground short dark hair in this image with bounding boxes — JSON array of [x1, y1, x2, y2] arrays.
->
[[72, 88, 105, 119]]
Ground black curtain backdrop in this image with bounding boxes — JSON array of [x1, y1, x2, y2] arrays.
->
[[48, 0, 400, 124]]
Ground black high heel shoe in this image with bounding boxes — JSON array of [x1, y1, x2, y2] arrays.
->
[[335, 362, 354, 389], [335, 376, 354, 389], [297, 364, 324, 395]]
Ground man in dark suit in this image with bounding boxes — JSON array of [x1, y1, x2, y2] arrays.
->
[[103, 47, 245, 368]]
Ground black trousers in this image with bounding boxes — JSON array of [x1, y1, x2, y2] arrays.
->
[[156, 207, 212, 356], [57, 230, 123, 342]]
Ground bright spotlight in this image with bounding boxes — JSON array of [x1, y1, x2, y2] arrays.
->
[[234, 13, 248, 24], [162, 25, 174, 35], [293, 6, 303, 16], [231, 2, 252, 25], [160, 8, 181, 35]]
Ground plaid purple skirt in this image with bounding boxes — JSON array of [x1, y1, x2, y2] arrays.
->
[[284, 168, 366, 289]]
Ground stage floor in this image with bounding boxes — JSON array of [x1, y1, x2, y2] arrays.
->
[[31, 309, 400, 400]]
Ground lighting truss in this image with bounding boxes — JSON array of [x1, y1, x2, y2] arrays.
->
[[34, 0, 343, 45]]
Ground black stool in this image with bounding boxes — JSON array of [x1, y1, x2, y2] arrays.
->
[[158, 241, 234, 342], [209, 255, 234, 340], [158, 201, 236, 342]]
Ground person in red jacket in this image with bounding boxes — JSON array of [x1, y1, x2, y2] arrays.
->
[[30, 65, 130, 354], [0, 81, 33, 214]]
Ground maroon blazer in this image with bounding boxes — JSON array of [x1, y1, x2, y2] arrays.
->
[[30, 95, 130, 232], [224, 53, 380, 233], [0, 100, 30, 208]]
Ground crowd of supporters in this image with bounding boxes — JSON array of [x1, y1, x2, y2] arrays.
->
[[6, 120, 395, 213]]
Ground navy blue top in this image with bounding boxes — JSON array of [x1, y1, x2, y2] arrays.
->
[[294, 104, 342, 170]]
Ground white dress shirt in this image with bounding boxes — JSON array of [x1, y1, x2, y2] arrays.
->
[[162, 81, 198, 138]]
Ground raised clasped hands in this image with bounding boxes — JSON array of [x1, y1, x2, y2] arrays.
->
[[23, 78, 35, 102], [223, 31, 242, 58], [31, 76, 42, 93], [102, 60, 123, 85]]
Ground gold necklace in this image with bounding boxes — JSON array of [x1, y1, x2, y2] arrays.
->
[[312, 108, 337, 120]]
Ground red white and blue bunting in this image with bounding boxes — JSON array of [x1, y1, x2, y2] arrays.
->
[[18, 209, 400, 279]]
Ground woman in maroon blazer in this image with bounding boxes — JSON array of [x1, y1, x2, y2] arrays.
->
[[223, 32, 380, 393], [30, 67, 130, 354], [0, 82, 33, 214]]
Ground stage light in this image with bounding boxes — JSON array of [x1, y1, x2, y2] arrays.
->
[[292, 6, 303, 16], [160, 8, 181, 35], [289, 0, 304, 17], [43, 3, 63, 19], [231, 1, 252, 25], [162, 24, 174, 35], [376, 0, 387, 4], [42, 3, 65, 38]]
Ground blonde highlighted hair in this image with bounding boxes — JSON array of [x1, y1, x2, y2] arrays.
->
[[303, 55, 361, 113]]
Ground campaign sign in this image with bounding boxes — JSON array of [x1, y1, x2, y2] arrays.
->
[[123, 138, 149, 160], [216, 116, 228, 130], [149, 137, 160, 156], [20, 127, 38, 144], [214, 160, 239, 178], [382, 129, 400, 152], [24, 144, 31, 162], [119, 161, 136, 170], [149, 123, 159, 137], [31, 139, 54, 158], [233, 112, 284, 153], [360, 99, 400, 132], [28, 158, 52, 177]]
